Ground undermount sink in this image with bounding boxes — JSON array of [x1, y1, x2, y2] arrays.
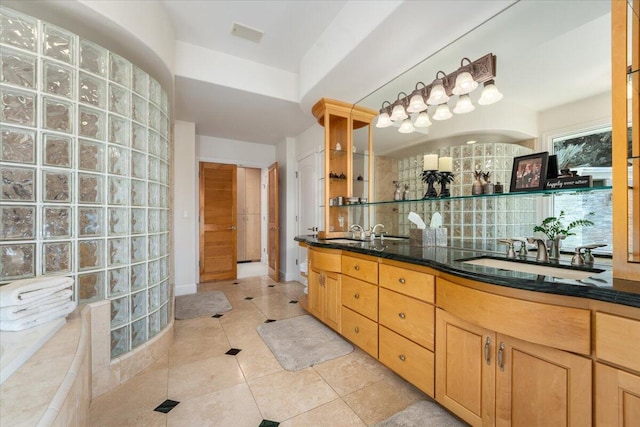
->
[[461, 257, 604, 280], [325, 239, 364, 244], [379, 236, 409, 241]]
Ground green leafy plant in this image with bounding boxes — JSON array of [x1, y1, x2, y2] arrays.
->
[[533, 211, 595, 240]]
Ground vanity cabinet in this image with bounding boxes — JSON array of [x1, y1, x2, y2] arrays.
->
[[435, 278, 592, 427], [377, 262, 436, 397], [308, 248, 342, 332], [594, 311, 640, 426], [340, 253, 379, 357], [312, 98, 377, 237]]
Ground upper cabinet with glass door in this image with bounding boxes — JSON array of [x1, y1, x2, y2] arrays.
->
[[612, 0, 639, 279], [312, 98, 376, 238]]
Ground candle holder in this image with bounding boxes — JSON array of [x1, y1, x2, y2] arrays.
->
[[438, 172, 455, 197], [421, 170, 440, 198]]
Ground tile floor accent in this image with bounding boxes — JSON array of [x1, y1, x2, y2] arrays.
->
[[153, 399, 180, 413], [226, 348, 242, 356], [89, 275, 440, 426], [212, 314, 223, 318]]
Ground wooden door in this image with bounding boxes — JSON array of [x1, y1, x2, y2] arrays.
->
[[245, 214, 261, 260], [199, 162, 237, 282], [436, 309, 495, 427], [323, 271, 341, 332], [595, 362, 640, 426], [495, 334, 592, 427], [268, 162, 279, 281]]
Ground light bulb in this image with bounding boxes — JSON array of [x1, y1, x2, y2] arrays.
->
[[413, 111, 432, 127], [390, 104, 408, 121], [453, 94, 475, 114], [478, 80, 503, 105], [432, 103, 453, 121]]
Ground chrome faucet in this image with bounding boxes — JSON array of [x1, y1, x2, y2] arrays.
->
[[370, 224, 385, 241], [498, 239, 517, 258], [349, 224, 364, 240], [513, 238, 528, 257], [527, 238, 548, 262]]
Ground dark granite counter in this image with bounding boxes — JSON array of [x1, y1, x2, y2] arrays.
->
[[295, 235, 640, 308]]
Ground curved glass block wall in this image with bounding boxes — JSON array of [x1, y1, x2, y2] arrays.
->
[[0, 7, 172, 358]]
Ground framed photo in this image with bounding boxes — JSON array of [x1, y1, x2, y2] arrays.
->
[[509, 152, 549, 192]]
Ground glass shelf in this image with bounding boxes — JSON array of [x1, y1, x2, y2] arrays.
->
[[333, 185, 612, 207]]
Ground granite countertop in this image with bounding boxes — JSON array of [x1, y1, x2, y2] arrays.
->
[[295, 235, 640, 308]]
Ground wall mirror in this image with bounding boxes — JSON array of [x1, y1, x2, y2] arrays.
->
[[353, 0, 615, 250]]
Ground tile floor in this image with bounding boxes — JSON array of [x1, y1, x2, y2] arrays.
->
[[89, 275, 433, 426]]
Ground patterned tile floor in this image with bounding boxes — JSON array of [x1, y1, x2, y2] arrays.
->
[[89, 275, 429, 426]]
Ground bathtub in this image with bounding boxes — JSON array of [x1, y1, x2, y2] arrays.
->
[[0, 318, 66, 384]]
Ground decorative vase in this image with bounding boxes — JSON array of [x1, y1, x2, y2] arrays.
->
[[472, 170, 484, 195], [402, 184, 410, 200], [393, 181, 402, 201]]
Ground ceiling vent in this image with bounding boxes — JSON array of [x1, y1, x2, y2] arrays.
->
[[231, 22, 264, 44]]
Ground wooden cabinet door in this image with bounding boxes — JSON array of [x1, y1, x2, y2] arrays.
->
[[436, 309, 495, 427], [237, 167, 246, 214], [245, 167, 261, 215], [237, 215, 247, 261], [323, 271, 341, 332], [245, 214, 261, 260], [495, 334, 592, 427], [595, 362, 640, 426], [308, 269, 322, 319]]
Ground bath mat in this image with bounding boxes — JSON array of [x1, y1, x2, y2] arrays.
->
[[256, 315, 353, 371], [174, 291, 232, 319], [375, 401, 468, 427]]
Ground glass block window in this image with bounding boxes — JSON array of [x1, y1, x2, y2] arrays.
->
[[0, 6, 172, 360]]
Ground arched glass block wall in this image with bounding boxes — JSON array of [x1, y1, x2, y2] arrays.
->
[[0, 6, 172, 358]]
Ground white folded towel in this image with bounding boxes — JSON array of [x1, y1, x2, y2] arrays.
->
[[0, 300, 77, 331], [0, 276, 73, 307], [0, 289, 73, 321]]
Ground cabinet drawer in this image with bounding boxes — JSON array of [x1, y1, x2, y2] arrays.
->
[[379, 264, 434, 303], [341, 275, 378, 321], [595, 312, 640, 372], [342, 306, 378, 358], [342, 255, 378, 283], [310, 248, 341, 273], [379, 325, 434, 397], [379, 288, 434, 351]]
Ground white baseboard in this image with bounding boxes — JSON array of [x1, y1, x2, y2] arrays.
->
[[174, 283, 197, 296]]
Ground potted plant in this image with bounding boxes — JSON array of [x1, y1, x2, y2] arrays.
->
[[533, 211, 594, 258]]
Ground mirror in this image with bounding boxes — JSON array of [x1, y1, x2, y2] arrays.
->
[[354, 1, 613, 245]]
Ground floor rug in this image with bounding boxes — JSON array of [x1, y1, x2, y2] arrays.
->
[[174, 291, 232, 320], [256, 315, 353, 371], [375, 401, 468, 427]]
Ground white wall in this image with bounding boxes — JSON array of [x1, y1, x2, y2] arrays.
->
[[198, 135, 276, 168], [275, 138, 300, 281], [173, 121, 198, 295]]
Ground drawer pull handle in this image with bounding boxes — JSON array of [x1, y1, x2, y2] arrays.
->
[[354, 293, 360, 299], [354, 327, 359, 333], [399, 278, 405, 284], [399, 354, 406, 362], [398, 312, 406, 319], [484, 336, 491, 365], [354, 265, 360, 271], [498, 342, 505, 371]]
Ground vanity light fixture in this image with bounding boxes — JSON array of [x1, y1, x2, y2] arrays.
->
[[375, 53, 500, 133]]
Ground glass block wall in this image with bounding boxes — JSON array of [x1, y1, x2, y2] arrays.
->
[[375, 143, 537, 247], [0, 7, 172, 358]]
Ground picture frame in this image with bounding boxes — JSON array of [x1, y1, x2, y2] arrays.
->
[[509, 152, 549, 192]]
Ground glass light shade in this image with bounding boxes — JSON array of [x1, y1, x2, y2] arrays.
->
[[453, 94, 475, 114], [376, 112, 392, 128], [398, 118, 415, 133], [452, 71, 478, 95], [406, 93, 428, 113], [478, 82, 504, 105], [413, 111, 432, 127], [426, 81, 449, 105], [432, 103, 453, 121], [390, 104, 408, 121]]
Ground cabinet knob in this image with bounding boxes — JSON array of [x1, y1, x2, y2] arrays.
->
[[354, 293, 360, 299], [399, 354, 406, 362], [354, 327, 359, 333], [399, 278, 406, 284], [354, 265, 360, 271], [484, 336, 491, 365], [498, 342, 505, 371], [398, 312, 406, 319]]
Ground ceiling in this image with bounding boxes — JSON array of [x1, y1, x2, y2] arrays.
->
[[160, 0, 611, 147]]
